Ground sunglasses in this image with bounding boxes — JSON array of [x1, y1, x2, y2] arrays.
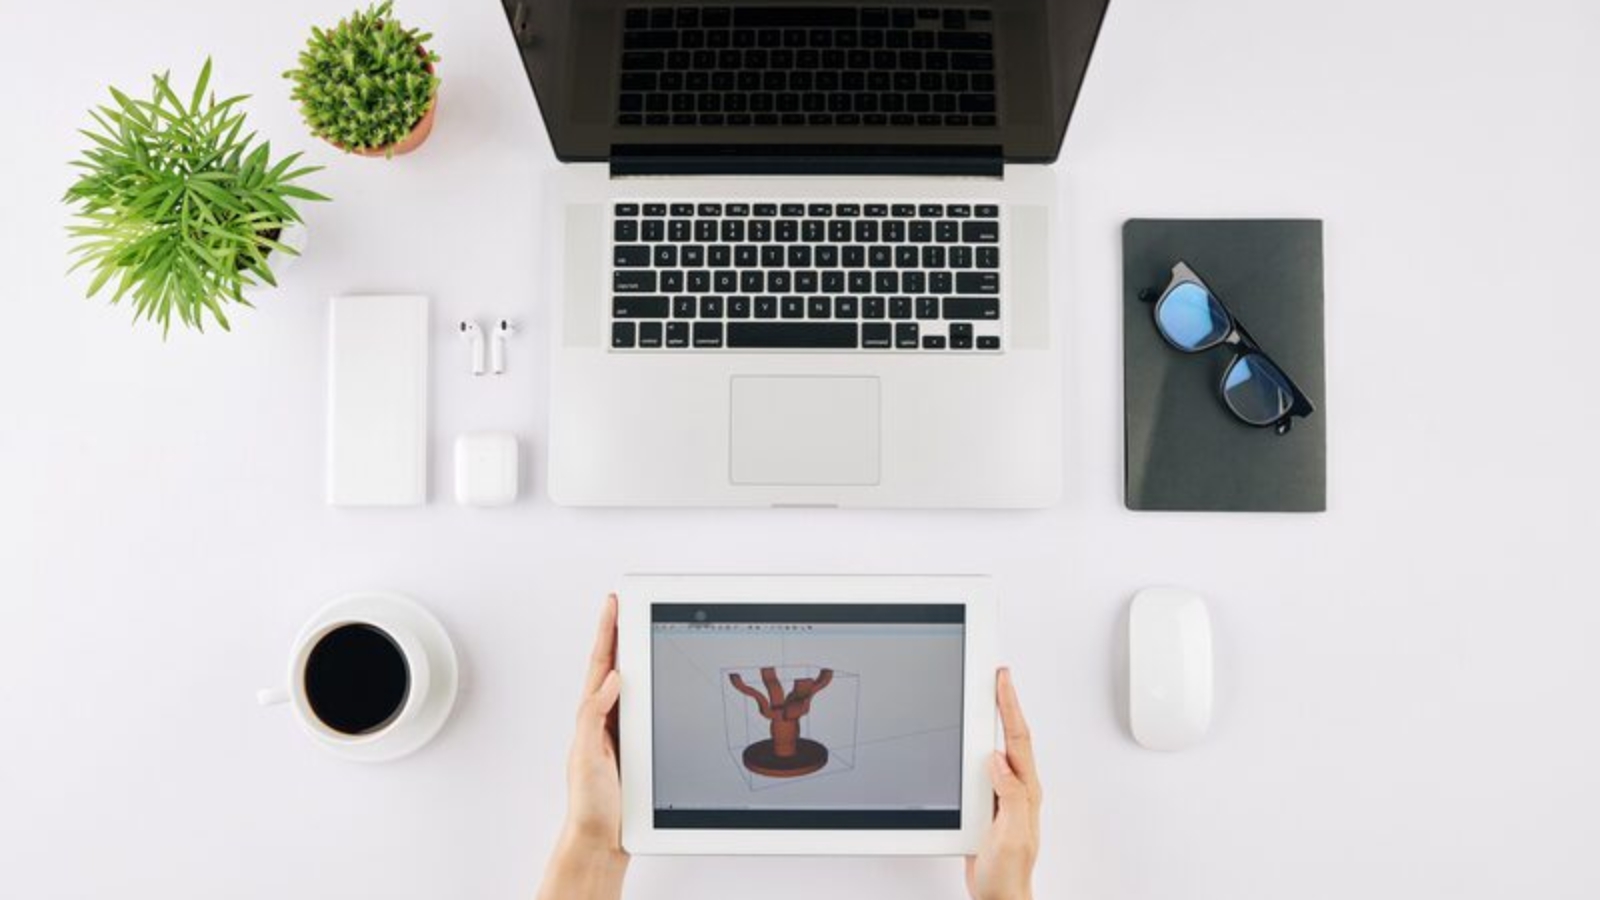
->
[[1140, 261, 1315, 436]]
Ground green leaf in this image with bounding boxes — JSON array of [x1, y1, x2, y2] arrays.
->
[[190, 57, 212, 114]]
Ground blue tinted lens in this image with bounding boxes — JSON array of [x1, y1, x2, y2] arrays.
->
[[1223, 354, 1294, 425], [1156, 282, 1230, 351]]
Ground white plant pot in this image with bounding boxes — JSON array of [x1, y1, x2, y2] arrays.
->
[[265, 220, 309, 280]]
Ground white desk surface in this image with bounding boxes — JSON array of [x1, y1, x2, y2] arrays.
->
[[3, 1, 1597, 898]]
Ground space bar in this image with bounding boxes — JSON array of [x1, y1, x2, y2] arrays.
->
[[727, 323, 859, 348]]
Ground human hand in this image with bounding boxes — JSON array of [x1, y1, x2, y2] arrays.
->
[[965, 668, 1042, 900], [536, 594, 628, 900]]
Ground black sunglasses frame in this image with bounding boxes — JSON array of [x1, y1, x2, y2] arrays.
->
[[1139, 261, 1316, 436]]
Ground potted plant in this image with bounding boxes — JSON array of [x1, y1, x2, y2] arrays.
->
[[285, 1, 441, 158], [64, 59, 328, 335]]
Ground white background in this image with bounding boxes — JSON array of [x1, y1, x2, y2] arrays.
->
[[2, 1, 1598, 899]]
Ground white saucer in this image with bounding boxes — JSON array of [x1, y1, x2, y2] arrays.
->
[[290, 592, 459, 763]]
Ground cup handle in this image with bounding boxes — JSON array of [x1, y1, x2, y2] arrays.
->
[[257, 687, 290, 707]]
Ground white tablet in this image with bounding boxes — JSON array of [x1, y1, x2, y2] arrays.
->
[[617, 575, 996, 856]]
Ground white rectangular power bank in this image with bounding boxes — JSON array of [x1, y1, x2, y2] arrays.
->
[[326, 294, 429, 506], [616, 575, 997, 857]]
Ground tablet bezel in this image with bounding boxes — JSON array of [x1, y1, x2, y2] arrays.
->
[[618, 574, 996, 856]]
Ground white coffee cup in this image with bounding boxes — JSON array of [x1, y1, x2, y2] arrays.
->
[[258, 609, 432, 747]]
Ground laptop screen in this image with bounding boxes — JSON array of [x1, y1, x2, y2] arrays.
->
[[650, 602, 966, 830], [499, 0, 1110, 163]]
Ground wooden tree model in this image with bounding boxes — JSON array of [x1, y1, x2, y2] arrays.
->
[[729, 666, 834, 778]]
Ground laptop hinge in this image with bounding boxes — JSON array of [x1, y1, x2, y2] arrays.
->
[[610, 144, 1003, 178]]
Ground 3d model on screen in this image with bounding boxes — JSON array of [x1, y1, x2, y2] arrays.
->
[[728, 666, 834, 778]]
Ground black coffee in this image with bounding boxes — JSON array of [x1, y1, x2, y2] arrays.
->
[[304, 624, 410, 735]]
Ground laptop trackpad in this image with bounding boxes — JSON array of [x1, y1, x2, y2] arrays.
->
[[730, 376, 881, 486]]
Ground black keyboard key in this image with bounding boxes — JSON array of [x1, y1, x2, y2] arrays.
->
[[962, 221, 1000, 243], [700, 296, 724, 318], [945, 297, 1000, 320], [978, 336, 1001, 350], [622, 51, 665, 71], [612, 321, 636, 348], [916, 297, 940, 319], [614, 220, 639, 241], [861, 323, 893, 348], [863, 296, 886, 319], [956, 272, 1000, 294], [614, 296, 669, 319], [614, 245, 650, 267], [808, 297, 831, 318], [665, 321, 689, 348], [922, 335, 947, 349], [614, 271, 656, 293], [728, 322, 858, 348], [890, 297, 913, 319], [977, 246, 1000, 269], [781, 296, 805, 318], [693, 322, 724, 348], [896, 323, 920, 349], [638, 322, 664, 348], [673, 296, 697, 319], [755, 296, 778, 318], [976, 204, 1000, 218], [653, 245, 678, 267], [728, 296, 752, 318], [950, 323, 974, 349], [835, 296, 859, 318], [660, 270, 684, 292]]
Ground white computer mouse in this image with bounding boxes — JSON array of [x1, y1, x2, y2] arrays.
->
[[1128, 587, 1213, 751]]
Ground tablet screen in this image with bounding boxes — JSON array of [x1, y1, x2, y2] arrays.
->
[[650, 603, 965, 830]]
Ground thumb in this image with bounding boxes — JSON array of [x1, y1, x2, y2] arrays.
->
[[577, 670, 621, 732], [990, 751, 1027, 804]]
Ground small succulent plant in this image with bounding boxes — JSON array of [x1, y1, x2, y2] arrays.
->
[[285, 1, 441, 156], [64, 59, 328, 335]]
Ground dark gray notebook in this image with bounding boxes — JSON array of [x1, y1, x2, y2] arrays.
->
[[1123, 219, 1327, 512]]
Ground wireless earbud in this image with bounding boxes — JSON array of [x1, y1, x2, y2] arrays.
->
[[491, 319, 516, 375], [458, 320, 486, 376]]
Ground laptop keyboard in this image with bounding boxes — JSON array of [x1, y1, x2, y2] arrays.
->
[[611, 201, 1002, 352], [618, 6, 998, 128]]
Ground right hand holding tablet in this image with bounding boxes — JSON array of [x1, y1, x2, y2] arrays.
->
[[966, 668, 1042, 900]]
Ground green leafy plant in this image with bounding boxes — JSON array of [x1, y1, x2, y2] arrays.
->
[[64, 59, 328, 335], [284, 1, 441, 155]]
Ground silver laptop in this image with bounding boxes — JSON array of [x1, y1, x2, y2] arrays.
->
[[499, 1, 1110, 507]]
